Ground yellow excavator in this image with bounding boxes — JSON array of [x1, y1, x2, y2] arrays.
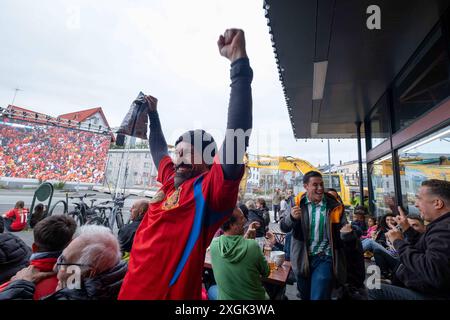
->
[[239, 153, 351, 206]]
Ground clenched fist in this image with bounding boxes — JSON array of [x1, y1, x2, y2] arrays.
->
[[144, 94, 158, 113], [217, 29, 247, 63]]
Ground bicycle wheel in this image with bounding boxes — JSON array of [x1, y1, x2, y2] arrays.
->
[[68, 211, 84, 227], [116, 209, 124, 230]]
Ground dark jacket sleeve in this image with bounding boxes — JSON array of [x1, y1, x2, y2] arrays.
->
[[0, 280, 35, 300], [280, 211, 303, 241], [148, 111, 169, 168], [394, 223, 450, 292], [403, 227, 422, 245], [118, 220, 140, 253], [219, 58, 253, 180]]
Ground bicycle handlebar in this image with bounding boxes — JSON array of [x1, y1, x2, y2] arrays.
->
[[68, 193, 97, 201]]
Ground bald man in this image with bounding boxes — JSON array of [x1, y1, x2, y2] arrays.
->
[[118, 200, 149, 254]]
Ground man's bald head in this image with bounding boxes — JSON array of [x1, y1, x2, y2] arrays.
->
[[130, 200, 149, 221]]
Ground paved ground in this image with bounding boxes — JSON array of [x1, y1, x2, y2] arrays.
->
[[1, 189, 300, 299]]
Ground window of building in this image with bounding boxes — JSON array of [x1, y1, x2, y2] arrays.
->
[[398, 125, 450, 215], [144, 162, 150, 168], [369, 154, 396, 216], [322, 175, 341, 192], [392, 25, 450, 132], [366, 93, 390, 150]]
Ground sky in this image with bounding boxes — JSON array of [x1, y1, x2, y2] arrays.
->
[[0, 0, 364, 167]]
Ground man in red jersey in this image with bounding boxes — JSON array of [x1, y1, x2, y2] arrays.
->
[[118, 28, 253, 300]]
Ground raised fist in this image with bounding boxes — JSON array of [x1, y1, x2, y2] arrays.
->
[[144, 94, 158, 113], [217, 29, 247, 63]]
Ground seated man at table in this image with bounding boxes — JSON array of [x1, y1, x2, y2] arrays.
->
[[209, 207, 269, 300]]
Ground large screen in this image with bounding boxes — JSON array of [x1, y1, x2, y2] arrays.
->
[[0, 118, 110, 183]]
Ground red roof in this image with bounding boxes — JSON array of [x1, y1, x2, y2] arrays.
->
[[58, 107, 111, 129]]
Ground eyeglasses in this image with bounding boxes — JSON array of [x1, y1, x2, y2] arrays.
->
[[55, 255, 93, 271]]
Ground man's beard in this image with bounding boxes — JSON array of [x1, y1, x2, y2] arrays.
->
[[174, 164, 209, 188], [174, 164, 195, 188]]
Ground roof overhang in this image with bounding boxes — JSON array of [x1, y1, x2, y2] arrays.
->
[[265, 0, 450, 138]]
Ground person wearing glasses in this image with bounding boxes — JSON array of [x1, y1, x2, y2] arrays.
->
[[0, 225, 127, 300]]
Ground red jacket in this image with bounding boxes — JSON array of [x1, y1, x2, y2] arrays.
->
[[0, 257, 58, 300], [4, 208, 29, 231]]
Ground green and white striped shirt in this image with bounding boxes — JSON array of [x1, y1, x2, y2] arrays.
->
[[306, 196, 331, 256]]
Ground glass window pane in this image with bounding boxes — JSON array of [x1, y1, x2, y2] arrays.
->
[[322, 175, 341, 192], [367, 93, 390, 150], [398, 125, 450, 215], [369, 155, 396, 216], [393, 26, 450, 132]]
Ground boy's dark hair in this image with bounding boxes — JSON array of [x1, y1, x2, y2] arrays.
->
[[221, 215, 238, 232], [421, 179, 450, 206], [33, 215, 77, 252], [34, 203, 45, 213], [303, 171, 322, 184], [406, 214, 424, 225]]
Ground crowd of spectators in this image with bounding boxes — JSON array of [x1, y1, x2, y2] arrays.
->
[[0, 119, 110, 183]]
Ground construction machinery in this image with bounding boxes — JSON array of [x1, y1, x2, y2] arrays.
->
[[239, 154, 351, 206]]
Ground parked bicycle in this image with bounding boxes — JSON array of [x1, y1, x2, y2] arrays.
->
[[88, 193, 131, 231], [67, 193, 98, 226]]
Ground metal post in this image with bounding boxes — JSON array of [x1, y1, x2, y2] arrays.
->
[[11, 88, 22, 106], [115, 136, 130, 198], [327, 139, 332, 188], [356, 122, 364, 206]]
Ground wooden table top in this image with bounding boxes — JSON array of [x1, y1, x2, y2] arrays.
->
[[204, 250, 291, 286]]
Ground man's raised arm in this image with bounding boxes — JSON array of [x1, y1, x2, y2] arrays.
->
[[145, 95, 169, 168], [217, 29, 253, 180]]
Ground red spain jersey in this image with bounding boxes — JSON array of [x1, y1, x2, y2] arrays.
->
[[118, 155, 242, 300]]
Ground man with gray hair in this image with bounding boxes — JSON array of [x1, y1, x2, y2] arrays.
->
[[369, 179, 450, 300], [0, 225, 127, 300]]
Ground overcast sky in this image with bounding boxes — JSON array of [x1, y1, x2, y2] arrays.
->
[[0, 0, 364, 167]]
